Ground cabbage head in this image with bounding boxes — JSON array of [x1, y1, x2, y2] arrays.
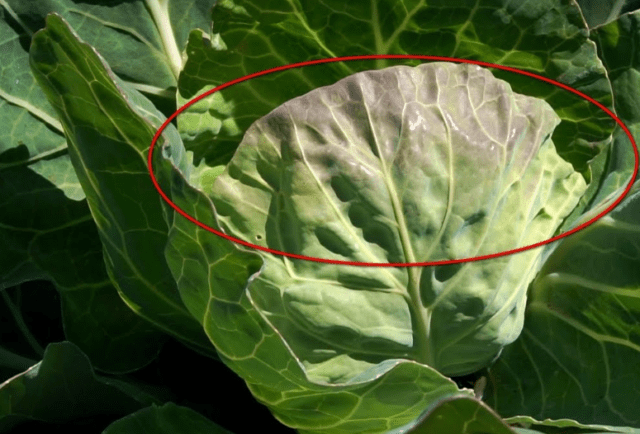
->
[[210, 62, 586, 379]]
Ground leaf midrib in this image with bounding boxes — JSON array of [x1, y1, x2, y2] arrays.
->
[[359, 83, 434, 366]]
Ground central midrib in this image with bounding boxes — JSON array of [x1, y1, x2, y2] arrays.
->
[[379, 165, 433, 366], [362, 96, 434, 367]]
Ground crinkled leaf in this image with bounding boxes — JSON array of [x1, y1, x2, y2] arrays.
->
[[178, 0, 614, 177], [29, 13, 216, 358], [554, 126, 631, 237], [591, 9, 640, 188], [561, 9, 640, 228], [544, 9, 640, 260]]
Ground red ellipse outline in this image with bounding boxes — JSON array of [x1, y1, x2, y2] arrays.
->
[[149, 55, 639, 267]]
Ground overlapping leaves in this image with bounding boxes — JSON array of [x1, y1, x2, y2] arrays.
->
[[0, 0, 214, 373], [178, 0, 615, 178], [28, 13, 217, 361], [2, 1, 640, 433]]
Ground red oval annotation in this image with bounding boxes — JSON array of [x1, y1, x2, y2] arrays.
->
[[148, 55, 639, 268]]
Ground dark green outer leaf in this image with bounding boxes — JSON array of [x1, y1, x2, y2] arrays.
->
[[29, 13, 217, 359], [0, 0, 214, 287], [549, 9, 640, 251], [0, 342, 158, 432], [0, 0, 214, 288], [22, 219, 166, 374], [575, 0, 640, 28], [102, 403, 234, 434], [4, 0, 214, 92], [592, 8, 640, 189], [0, 4, 165, 374], [0, 3, 78, 286], [484, 14, 640, 428], [484, 179, 640, 428], [402, 395, 517, 434], [574, 9, 640, 222], [593, 11, 640, 125], [508, 415, 640, 433], [178, 0, 614, 177]]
